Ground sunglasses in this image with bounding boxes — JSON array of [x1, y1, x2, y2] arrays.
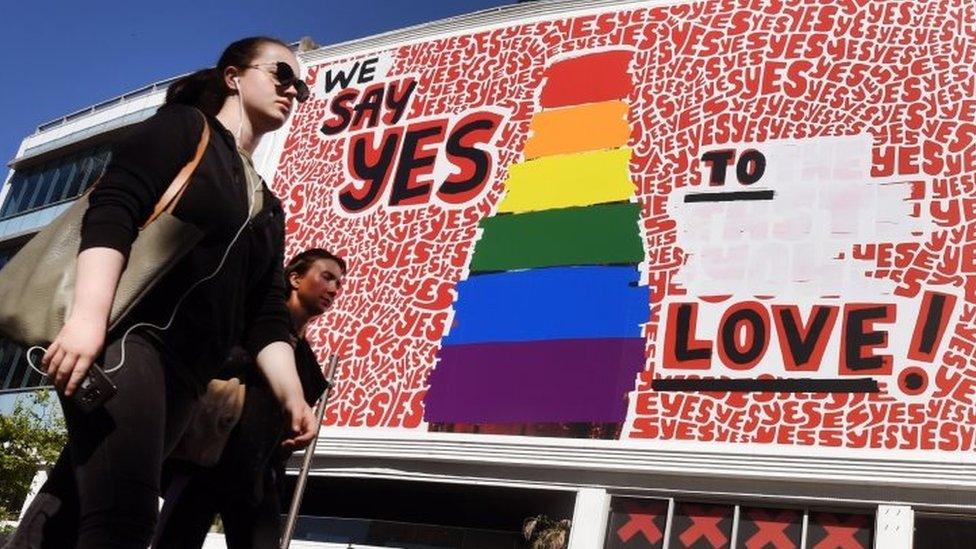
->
[[245, 61, 310, 103]]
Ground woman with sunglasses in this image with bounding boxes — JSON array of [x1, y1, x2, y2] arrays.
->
[[5, 37, 314, 549]]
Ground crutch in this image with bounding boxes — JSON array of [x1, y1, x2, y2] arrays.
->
[[281, 354, 339, 549]]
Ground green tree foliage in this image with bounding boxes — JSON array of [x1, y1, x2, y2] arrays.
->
[[0, 390, 66, 522]]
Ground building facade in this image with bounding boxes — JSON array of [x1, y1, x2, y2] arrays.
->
[[0, 76, 177, 396], [4, 0, 976, 547]]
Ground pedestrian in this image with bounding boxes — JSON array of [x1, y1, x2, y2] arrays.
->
[[153, 249, 346, 549], [4, 36, 316, 549]]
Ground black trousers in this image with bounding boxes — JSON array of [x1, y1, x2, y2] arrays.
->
[[3, 332, 198, 549], [153, 460, 283, 549]]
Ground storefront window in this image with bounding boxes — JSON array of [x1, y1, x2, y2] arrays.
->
[[670, 502, 734, 548], [736, 507, 803, 548], [605, 497, 874, 549], [292, 516, 521, 549], [283, 476, 572, 549], [806, 512, 872, 549], [914, 514, 976, 548], [605, 498, 669, 548]]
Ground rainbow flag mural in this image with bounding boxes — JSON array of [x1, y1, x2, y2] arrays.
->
[[424, 50, 647, 426]]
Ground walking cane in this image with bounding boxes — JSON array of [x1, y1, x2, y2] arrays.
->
[[281, 354, 339, 549]]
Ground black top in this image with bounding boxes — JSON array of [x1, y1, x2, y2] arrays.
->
[[79, 103, 291, 389], [216, 336, 327, 505]]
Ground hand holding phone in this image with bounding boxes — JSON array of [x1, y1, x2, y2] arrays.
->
[[68, 363, 118, 413], [42, 309, 111, 411]]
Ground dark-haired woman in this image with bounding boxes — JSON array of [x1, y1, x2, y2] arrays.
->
[[4, 37, 316, 549]]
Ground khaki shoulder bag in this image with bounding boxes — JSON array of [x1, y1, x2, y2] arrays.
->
[[0, 110, 210, 347]]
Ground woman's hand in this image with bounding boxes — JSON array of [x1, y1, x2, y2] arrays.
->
[[281, 398, 317, 450], [46, 247, 125, 396], [43, 313, 107, 396]]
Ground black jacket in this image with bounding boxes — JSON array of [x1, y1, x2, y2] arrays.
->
[[80, 104, 291, 389]]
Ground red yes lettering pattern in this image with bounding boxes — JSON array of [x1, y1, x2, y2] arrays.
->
[[272, 1, 976, 451]]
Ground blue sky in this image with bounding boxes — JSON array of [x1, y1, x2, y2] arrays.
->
[[0, 0, 512, 167]]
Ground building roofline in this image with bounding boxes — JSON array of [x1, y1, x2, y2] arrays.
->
[[301, 0, 677, 63], [34, 74, 185, 136]]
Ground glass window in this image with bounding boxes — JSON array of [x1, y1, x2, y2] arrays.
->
[[0, 342, 13, 388], [605, 498, 876, 549], [36, 166, 62, 208], [16, 172, 43, 213], [56, 157, 79, 201], [0, 173, 27, 217], [46, 162, 70, 204], [669, 502, 734, 549], [81, 149, 109, 193], [736, 507, 803, 549], [25, 359, 46, 387], [914, 514, 976, 549], [0, 334, 43, 390], [66, 156, 95, 198], [27, 167, 55, 210], [6, 173, 33, 217], [0, 142, 115, 220], [807, 511, 873, 549], [606, 498, 669, 549], [91, 148, 112, 185], [4, 345, 27, 390]]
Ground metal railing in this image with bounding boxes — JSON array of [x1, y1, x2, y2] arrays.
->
[[35, 75, 184, 134]]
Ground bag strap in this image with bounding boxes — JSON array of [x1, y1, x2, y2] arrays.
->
[[141, 110, 211, 229]]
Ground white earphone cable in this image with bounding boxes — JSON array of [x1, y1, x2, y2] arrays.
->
[[235, 76, 245, 143]]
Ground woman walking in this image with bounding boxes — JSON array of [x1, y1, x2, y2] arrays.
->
[[5, 36, 315, 549]]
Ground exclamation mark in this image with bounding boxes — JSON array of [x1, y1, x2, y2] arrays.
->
[[900, 291, 957, 395], [908, 291, 956, 362]]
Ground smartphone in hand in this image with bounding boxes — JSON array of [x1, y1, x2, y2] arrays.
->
[[68, 364, 118, 413]]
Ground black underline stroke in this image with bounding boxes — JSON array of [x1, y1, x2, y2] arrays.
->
[[684, 190, 776, 203], [651, 378, 879, 393]]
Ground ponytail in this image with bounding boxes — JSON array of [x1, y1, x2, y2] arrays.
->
[[165, 67, 224, 116]]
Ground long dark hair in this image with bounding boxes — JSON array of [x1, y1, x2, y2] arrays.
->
[[165, 36, 290, 116]]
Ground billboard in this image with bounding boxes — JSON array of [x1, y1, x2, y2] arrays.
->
[[274, 0, 976, 457]]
